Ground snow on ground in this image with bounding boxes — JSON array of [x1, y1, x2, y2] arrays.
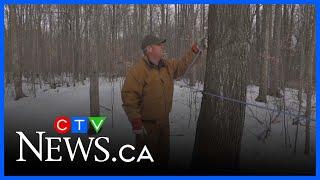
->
[[5, 77, 315, 173], [242, 85, 315, 173]]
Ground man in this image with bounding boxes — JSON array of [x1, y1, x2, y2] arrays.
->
[[121, 34, 200, 169]]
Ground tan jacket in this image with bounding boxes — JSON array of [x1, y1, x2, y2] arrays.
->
[[121, 49, 197, 122]]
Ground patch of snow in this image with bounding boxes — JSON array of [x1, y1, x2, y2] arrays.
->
[[5, 78, 315, 173]]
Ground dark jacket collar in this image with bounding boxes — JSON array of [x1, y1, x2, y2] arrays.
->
[[142, 55, 166, 69]]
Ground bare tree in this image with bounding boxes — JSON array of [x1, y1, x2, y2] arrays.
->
[[304, 5, 315, 155], [9, 5, 27, 100], [90, 5, 100, 116], [269, 5, 282, 97], [192, 5, 250, 170], [256, 5, 271, 102]]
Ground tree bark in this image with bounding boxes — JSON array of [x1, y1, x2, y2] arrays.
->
[[269, 5, 282, 97], [90, 5, 100, 116], [9, 5, 26, 100], [192, 5, 250, 171], [256, 5, 271, 103]]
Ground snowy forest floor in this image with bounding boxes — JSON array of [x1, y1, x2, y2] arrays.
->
[[5, 77, 315, 174]]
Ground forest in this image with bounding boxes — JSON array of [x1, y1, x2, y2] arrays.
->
[[5, 4, 315, 174]]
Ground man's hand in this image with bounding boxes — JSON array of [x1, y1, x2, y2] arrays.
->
[[131, 117, 143, 134], [191, 43, 200, 54], [191, 37, 208, 54]]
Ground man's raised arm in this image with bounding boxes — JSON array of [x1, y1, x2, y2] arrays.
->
[[166, 43, 200, 79]]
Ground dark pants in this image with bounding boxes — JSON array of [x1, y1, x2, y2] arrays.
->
[[135, 117, 170, 169]]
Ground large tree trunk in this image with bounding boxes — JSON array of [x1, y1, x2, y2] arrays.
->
[[149, 5, 153, 34], [280, 5, 292, 85], [304, 5, 314, 155], [9, 5, 26, 100], [255, 4, 262, 84], [256, 5, 271, 102], [192, 5, 250, 171], [269, 5, 282, 97], [90, 5, 100, 116], [160, 5, 165, 37], [139, 5, 146, 41], [73, 5, 80, 86]]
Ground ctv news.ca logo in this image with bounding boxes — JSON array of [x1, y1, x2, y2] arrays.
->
[[15, 116, 154, 163]]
